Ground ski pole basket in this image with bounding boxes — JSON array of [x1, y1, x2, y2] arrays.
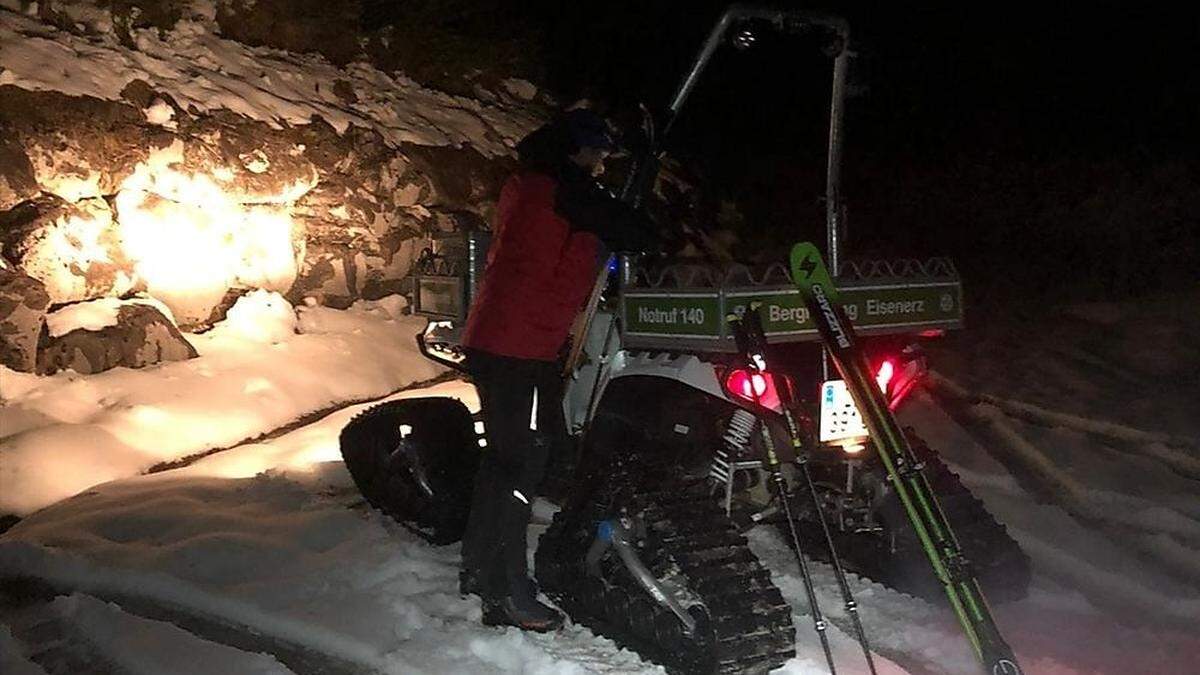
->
[[619, 257, 964, 352]]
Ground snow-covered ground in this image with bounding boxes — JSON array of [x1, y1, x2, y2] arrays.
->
[[2, 292, 1198, 674], [0, 292, 445, 515]]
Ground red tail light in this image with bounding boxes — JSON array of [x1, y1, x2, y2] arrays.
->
[[875, 359, 895, 394], [724, 368, 782, 410], [876, 356, 923, 411]]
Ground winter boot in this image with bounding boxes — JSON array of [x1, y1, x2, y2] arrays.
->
[[481, 593, 564, 632]]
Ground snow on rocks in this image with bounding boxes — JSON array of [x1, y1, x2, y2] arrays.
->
[[37, 297, 198, 375], [45, 298, 131, 339], [44, 295, 176, 339], [0, 295, 443, 515], [142, 98, 178, 130], [502, 78, 539, 101], [348, 294, 410, 322], [0, 7, 541, 158]]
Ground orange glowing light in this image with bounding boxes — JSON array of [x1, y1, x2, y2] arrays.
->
[[112, 143, 312, 323]]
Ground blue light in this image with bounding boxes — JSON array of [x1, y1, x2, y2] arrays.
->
[[596, 519, 614, 542]]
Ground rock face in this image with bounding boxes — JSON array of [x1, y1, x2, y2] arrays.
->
[[1, 194, 135, 306], [0, 81, 524, 325], [0, 78, 531, 323], [0, 132, 39, 212], [37, 300, 198, 375], [0, 268, 50, 372], [0, 5, 546, 335]]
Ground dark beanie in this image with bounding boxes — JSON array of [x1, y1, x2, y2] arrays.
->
[[562, 108, 613, 151]]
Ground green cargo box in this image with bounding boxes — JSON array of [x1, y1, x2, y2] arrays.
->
[[620, 258, 963, 352]]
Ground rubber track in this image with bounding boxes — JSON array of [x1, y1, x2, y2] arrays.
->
[[884, 437, 1031, 603], [797, 436, 1031, 604], [538, 472, 796, 674], [338, 397, 477, 545]]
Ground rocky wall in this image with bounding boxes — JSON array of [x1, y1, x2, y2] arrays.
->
[[0, 1, 545, 372], [0, 82, 519, 320]]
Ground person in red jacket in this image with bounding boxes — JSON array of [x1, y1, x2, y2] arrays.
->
[[459, 109, 657, 631]]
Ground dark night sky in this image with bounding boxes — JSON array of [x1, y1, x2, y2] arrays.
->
[[541, 2, 1199, 152], [527, 2, 1199, 301]]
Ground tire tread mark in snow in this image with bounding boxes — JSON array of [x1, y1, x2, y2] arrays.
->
[[0, 575, 373, 675], [926, 385, 1200, 592], [0, 577, 122, 675], [928, 370, 1200, 475]]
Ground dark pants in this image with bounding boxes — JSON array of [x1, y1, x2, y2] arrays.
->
[[461, 348, 565, 601]]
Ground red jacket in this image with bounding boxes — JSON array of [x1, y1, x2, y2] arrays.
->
[[462, 172, 602, 361]]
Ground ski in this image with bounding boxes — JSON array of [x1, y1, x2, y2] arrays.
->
[[789, 241, 1024, 675]]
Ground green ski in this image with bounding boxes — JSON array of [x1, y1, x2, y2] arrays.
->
[[789, 241, 1024, 675]]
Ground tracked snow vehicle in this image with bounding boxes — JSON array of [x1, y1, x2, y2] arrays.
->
[[340, 6, 1029, 673]]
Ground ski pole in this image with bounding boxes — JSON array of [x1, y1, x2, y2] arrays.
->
[[788, 445, 878, 675], [728, 309, 837, 675], [740, 303, 878, 675]]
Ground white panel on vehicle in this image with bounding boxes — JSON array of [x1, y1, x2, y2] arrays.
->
[[819, 379, 869, 443]]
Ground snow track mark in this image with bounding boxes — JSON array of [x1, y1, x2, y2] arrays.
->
[[1, 576, 366, 675], [920, 387, 1200, 624], [929, 371, 1199, 461]]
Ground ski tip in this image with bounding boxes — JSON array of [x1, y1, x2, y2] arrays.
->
[[789, 241, 819, 263], [789, 242, 834, 293]]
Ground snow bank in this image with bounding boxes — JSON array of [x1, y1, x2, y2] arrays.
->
[[0, 8, 542, 157], [203, 290, 297, 344], [171, 380, 478, 480], [0, 296, 444, 515]]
